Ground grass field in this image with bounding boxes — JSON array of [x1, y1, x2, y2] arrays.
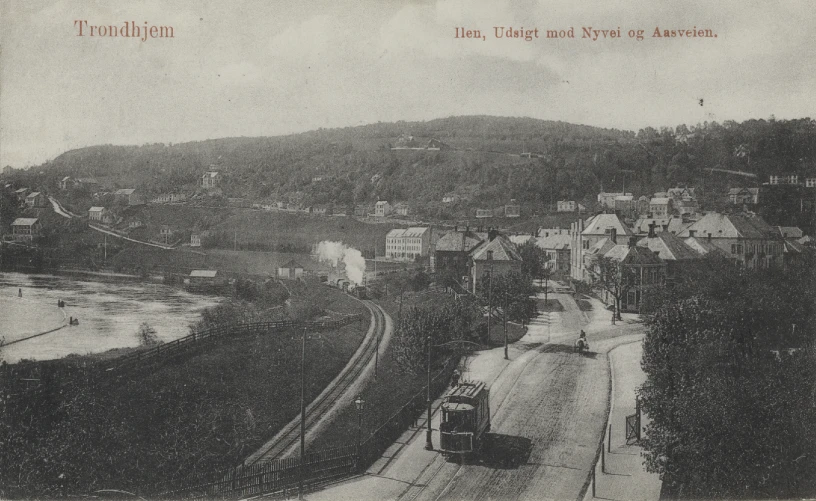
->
[[1, 287, 369, 497]]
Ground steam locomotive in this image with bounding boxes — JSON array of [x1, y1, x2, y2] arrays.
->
[[438, 380, 491, 457]]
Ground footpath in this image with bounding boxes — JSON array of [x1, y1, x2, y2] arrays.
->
[[584, 340, 662, 501]]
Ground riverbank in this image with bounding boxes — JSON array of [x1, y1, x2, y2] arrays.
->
[[0, 272, 222, 363]]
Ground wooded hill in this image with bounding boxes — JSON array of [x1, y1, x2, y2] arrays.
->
[[11, 116, 816, 215]]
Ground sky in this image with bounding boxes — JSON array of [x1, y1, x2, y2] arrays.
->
[[1, 0, 815, 167]]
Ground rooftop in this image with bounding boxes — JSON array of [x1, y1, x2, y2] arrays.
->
[[436, 230, 483, 252], [12, 217, 39, 226], [471, 236, 522, 262]]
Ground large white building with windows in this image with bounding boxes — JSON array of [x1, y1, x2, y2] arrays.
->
[[385, 227, 431, 261]]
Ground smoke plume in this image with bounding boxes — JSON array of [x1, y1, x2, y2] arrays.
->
[[315, 241, 367, 285]]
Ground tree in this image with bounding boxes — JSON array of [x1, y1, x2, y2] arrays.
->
[[638, 259, 816, 498], [518, 240, 548, 278], [136, 322, 160, 346], [588, 256, 636, 320]]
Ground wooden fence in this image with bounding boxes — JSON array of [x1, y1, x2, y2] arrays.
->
[[151, 358, 456, 500]]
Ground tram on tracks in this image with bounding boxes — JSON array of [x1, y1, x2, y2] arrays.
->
[[438, 380, 491, 457]]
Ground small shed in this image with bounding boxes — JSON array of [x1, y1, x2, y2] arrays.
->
[[188, 270, 227, 289]]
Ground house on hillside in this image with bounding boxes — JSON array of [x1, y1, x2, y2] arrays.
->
[[557, 200, 587, 213], [25, 192, 47, 208], [59, 176, 73, 190], [632, 216, 689, 236], [504, 200, 521, 218], [277, 259, 305, 280], [475, 208, 493, 219], [311, 205, 333, 216], [442, 193, 460, 204], [14, 187, 30, 202], [806, 177, 816, 188], [191, 233, 201, 247], [728, 187, 760, 205], [152, 193, 187, 204], [76, 178, 100, 191], [769, 175, 798, 185], [201, 171, 221, 189], [374, 201, 392, 217], [427, 138, 451, 150], [677, 212, 784, 269], [354, 205, 371, 217], [114, 188, 144, 206], [470, 231, 523, 295], [88, 206, 106, 221], [393, 203, 410, 217], [11, 218, 41, 242]]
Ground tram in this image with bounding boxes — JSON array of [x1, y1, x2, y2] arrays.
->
[[438, 380, 491, 457]]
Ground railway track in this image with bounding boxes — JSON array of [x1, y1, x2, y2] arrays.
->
[[246, 300, 388, 464]]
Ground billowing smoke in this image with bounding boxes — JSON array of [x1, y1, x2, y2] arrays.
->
[[315, 241, 367, 285]]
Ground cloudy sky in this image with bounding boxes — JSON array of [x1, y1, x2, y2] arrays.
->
[[1, 0, 814, 167]]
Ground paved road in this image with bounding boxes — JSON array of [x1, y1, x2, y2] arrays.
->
[[304, 291, 645, 501]]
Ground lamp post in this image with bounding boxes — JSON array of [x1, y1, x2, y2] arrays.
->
[[355, 395, 365, 464], [486, 251, 493, 348], [425, 335, 433, 450]]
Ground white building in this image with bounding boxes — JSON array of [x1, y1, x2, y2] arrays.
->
[[88, 206, 106, 221], [385, 227, 431, 261], [375, 200, 392, 217]]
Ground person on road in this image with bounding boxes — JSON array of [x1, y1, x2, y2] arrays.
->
[[451, 369, 461, 387]]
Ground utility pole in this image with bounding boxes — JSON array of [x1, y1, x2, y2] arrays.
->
[[425, 335, 433, 450], [299, 326, 307, 500], [234, 230, 237, 251], [503, 293, 508, 360]]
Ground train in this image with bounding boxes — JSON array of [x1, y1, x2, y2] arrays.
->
[[438, 380, 491, 457], [322, 275, 367, 299]]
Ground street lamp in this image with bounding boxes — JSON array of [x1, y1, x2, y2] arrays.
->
[[355, 396, 366, 458]]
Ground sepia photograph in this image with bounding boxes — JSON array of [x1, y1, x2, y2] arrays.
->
[[1, 1, 815, 499]]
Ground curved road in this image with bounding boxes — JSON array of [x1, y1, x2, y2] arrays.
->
[[304, 291, 645, 501]]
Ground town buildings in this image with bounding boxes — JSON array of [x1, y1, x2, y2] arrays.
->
[[649, 197, 673, 218], [385, 227, 431, 261], [636, 225, 701, 281], [597, 192, 632, 209], [433, 228, 484, 287], [534, 233, 572, 274], [769, 175, 798, 185], [152, 193, 187, 203], [594, 238, 667, 313], [393, 203, 410, 217], [475, 209, 493, 218], [677, 212, 784, 269], [470, 231, 523, 295]]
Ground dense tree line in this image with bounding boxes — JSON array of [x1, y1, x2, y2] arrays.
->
[[638, 256, 816, 498], [6, 116, 814, 218]]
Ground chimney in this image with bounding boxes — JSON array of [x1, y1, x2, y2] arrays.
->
[[610, 228, 617, 244], [454, 225, 458, 232], [648, 223, 656, 238], [662, 224, 669, 232], [488, 228, 498, 241], [629, 236, 637, 248], [689, 229, 696, 238], [707, 232, 712, 241]]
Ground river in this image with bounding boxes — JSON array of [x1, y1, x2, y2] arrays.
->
[[0, 272, 222, 363]]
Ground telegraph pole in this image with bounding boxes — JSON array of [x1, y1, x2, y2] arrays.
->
[[299, 326, 307, 500], [425, 335, 433, 450]]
